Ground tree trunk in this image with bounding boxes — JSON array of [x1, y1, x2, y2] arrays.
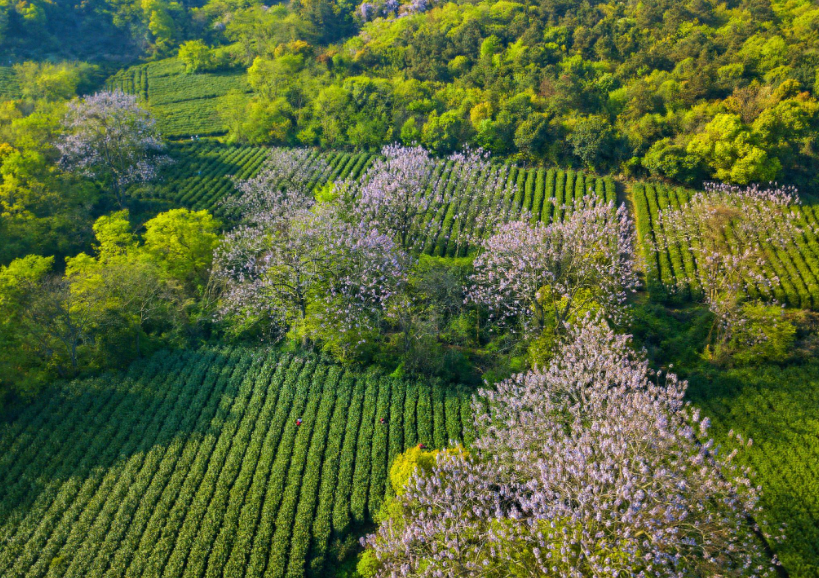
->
[[300, 299, 308, 349], [70, 338, 79, 374]]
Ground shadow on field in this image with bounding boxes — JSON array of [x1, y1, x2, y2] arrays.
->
[[685, 362, 819, 434], [0, 348, 243, 529], [686, 363, 819, 572]]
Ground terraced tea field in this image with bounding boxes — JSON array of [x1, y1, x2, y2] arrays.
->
[[687, 363, 819, 577], [633, 182, 819, 309], [0, 347, 473, 578], [106, 59, 250, 138]]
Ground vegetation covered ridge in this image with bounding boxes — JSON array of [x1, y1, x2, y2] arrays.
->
[[5, 0, 819, 191]]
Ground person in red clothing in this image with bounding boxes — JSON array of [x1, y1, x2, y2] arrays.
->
[[379, 417, 386, 425], [296, 418, 302, 426]]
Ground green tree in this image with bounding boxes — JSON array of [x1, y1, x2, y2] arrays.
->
[[141, 0, 181, 54], [642, 138, 702, 183], [400, 117, 421, 145], [421, 110, 466, 154], [91, 209, 137, 258], [0, 255, 56, 393], [0, 101, 97, 264], [567, 115, 617, 169], [13, 61, 90, 101], [687, 113, 781, 184], [177, 40, 215, 73], [67, 254, 182, 359], [142, 208, 220, 290], [0, 254, 97, 387], [513, 115, 550, 160], [313, 85, 350, 147], [751, 92, 819, 173], [247, 54, 305, 101], [66, 209, 189, 359]]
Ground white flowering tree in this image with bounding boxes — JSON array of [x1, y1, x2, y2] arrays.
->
[[360, 318, 776, 578], [468, 195, 639, 339], [57, 90, 166, 207], [656, 182, 802, 343]]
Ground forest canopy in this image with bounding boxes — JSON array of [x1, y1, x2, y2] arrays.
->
[[2, 0, 819, 190]]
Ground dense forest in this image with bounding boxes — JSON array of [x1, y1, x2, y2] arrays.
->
[[2, 0, 819, 575], [3, 0, 819, 185]]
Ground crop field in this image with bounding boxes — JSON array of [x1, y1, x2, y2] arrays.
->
[[632, 182, 819, 309], [106, 60, 250, 138], [143, 144, 615, 254], [139, 142, 271, 213], [0, 347, 474, 578], [139, 143, 375, 217], [687, 364, 819, 577]]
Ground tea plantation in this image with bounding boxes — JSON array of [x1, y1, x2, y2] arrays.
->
[[0, 347, 473, 578]]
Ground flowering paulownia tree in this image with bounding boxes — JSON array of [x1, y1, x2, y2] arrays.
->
[[656, 183, 802, 342], [211, 175, 409, 351], [360, 318, 776, 578], [468, 195, 639, 339], [343, 144, 501, 253], [57, 90, 166, 207], [342, 144, 438, 252]]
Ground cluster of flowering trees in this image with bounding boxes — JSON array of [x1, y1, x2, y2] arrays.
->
[[212, 148, 414, 358], [469, 195, 639, 342], [360, 318, 777, 577], [212, 144, 643, 368], [303, 148, 780, 576]]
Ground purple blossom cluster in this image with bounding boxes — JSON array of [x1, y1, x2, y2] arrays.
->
[[362, 318, 777, 577], [468, 195, 639, 337], [408, 0, 427, 13], [358, 0, 431, 23], [57, 90, 166, 206], [212, 148, 409, 343], [213, 206, 409, 341], [342, 144, 438, 251], [343, 144, 497, 253], [359, 2, 376, 20], [656, 182, 803, 340]]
